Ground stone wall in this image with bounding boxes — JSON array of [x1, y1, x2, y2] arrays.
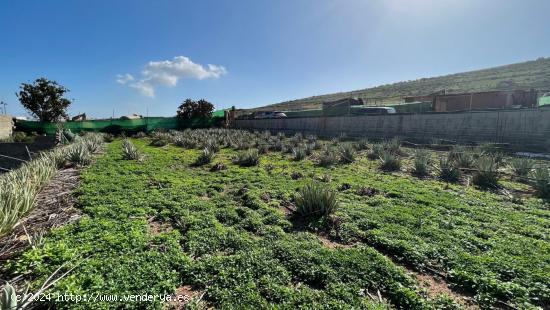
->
[[235, 108, 550, 151]]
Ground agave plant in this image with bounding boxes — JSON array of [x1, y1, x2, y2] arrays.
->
[[532, 166, 550, 199], [449, 146, 474, 168], [509, 158, 535, 179], [204, 139, 220, 153], [134, 131, 147, 138], [413, 149, 431, 176], [379, 151, 401, 172], [438, 155, 461, 182], [304, 143, 315, 155], [382, 138, 402, 155], [271, 140, 284, 152], [257, 143, 270, 154], [194, 148, 214, 166], [103, 133, 115, 143], [292, 132, 304, 143], [233, 149, 260, 167], [122, 139, 143, 160], [318, 147, 338, 167], [0, 155, 57, 235], [67, 143, 92, 166], [356, 138, 370, 151], [367, 143, 384, 160], [294, 182, 338, 218], [0, 134, 102, 236], [473, 156, 499, 189], [292, 146, 307, 161], [339, 143, 355, 164]]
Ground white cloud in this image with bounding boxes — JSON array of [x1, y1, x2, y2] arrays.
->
[[130, 81, 155, 97], [117, 56, 227, 97], [116, 73, 134, 84]]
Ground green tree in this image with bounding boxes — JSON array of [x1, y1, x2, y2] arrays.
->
[[177, 98, 214, 119], [16, 78, 72, 122]]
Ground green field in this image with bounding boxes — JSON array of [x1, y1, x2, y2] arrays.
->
[[8, 129, 550, 309], [255, 57, 550, 111]]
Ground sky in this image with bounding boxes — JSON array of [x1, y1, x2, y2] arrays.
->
[[1, 0, 550, 118]]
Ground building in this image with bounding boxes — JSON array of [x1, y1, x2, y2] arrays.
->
[[322, 98, 364, 116], [0, 115, 14, 139], [432, 89, 538, 112], [404, 90, 446, 103]]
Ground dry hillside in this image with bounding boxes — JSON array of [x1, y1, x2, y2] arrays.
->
[[254, 57, 550, 111]]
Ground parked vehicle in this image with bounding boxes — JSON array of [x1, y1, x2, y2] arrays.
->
[[353, 107, 396, 115], [253, 111, 287, 119]]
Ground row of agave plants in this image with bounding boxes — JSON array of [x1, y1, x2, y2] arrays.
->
[[0, 132, 104, 237], [125, 128, 550, 199]]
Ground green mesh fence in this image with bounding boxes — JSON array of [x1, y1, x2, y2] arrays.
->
[[539, 95, 550, 106], [15, 116, 223, 135]]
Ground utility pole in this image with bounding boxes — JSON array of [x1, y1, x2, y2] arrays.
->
[[0, 101, 6, 114]]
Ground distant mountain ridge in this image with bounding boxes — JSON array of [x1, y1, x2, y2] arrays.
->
[[254, 57, 550, 111]]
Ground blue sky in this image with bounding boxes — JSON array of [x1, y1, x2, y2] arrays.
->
[[1, 0, 550, 118]]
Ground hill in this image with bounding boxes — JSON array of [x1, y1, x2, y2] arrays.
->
[[254, 57, 550, 111]]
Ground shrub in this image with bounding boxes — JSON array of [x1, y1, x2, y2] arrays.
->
[[292, 147, 306, 161], [122, 139, 143, 160], [532, 167, 550, 199], [12, 131, 35, 143], [509, 158, 534, 179], [473, 156, 499, 189], [194, 148, 214, 166], [67, 143, 92, 166], [439, 156, 461, 182], [379, 151, 401, 171], [339, 143, 355, 164], [294, 182, 338, 218], [233, 149, 260, 167], [318, 148, 338, 167], [412, 149, 431, 176]]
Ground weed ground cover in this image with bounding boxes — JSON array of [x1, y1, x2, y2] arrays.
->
[[9, 131, 550, 309]]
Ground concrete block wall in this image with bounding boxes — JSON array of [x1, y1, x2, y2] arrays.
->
[[235, 108, 550, 151], [0, 115, 13, 139]]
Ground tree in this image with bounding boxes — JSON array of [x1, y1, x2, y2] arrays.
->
[[16, 78, 72, 122], [195, 99, 215, 118], [176, 98, 214, 119]]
